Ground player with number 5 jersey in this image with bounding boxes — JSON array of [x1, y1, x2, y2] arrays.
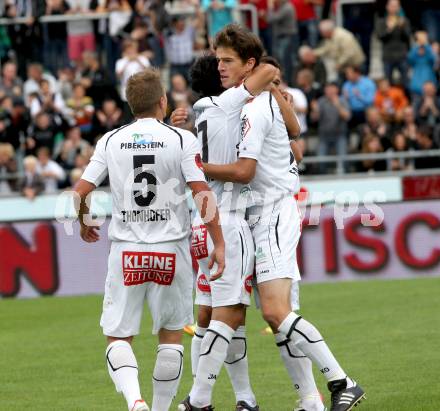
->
[[74, 69, 225, 411]]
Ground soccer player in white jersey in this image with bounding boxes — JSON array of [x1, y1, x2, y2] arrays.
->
[[203, 58, 366, 411], [73, 69, 225, 411], [173, 26, 278, 411]]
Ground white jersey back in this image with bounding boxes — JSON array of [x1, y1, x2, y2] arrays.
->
[[238, 91, 299, 205], [81, 118, 205, 243], [193, 84, 252, 212]]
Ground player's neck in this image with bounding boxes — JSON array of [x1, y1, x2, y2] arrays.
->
[[135, 109, 164, 122]]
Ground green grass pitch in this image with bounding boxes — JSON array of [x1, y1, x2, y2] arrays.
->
[[1, 277, 440, 410]]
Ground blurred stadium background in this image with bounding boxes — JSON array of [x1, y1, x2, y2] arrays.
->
[[0, 0, 439, 410]]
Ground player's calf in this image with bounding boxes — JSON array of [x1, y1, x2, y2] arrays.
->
[[106, 339, 145, 411]]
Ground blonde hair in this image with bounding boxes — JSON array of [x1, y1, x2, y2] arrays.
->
[[126, 68, 165, 117], [0, 143, 14, 159], [23, 155, 38, 168]]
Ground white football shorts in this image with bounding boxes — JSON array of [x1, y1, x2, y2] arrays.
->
[[191, 212, 255, 308], [100, 238, 193, 337], [247, 195, 302, 284]]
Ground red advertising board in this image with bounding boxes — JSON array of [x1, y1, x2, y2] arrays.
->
[[1, 200, 439, 298]]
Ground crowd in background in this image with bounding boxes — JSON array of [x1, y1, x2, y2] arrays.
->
[[0, 0, 439, 198]]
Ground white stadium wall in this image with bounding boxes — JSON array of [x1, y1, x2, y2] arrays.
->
[[1, 199, 439, 298]]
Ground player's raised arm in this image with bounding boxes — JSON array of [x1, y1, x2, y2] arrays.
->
[[188, 181, 225, 280], [203, 158, 257, 184], [272, 86, 301, 138], [244, 63, 278, 96]]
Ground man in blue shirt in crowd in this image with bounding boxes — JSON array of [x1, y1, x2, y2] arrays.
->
[[342, 65, 376, 127]]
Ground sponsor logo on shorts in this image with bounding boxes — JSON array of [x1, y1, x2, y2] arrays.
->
[[255, 246, 267, 263], [122, 251, 176, 286], [244, 274, 253, 294], [256, 268, 270, 276], [197, 273, 211, 293], [191, 225, 208, 259]]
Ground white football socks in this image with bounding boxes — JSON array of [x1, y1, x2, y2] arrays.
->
[[224, 326, 257, 407], [191, 326, 207, 379], [278, 312, 346, 382], [152, 344, 184, 411], [190, 320, 234, 408], [106, 340, 142, 411], [275, 333, 322, 404]]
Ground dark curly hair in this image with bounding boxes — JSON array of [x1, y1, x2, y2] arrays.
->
[[190, 53, 224, 98]]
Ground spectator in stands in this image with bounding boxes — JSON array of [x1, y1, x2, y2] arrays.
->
[[374, 78, 409, 124], [314, 20, 365, 80], [359, 134, 387, 172], [295, 68, 322, 103], [66, 83, 94, 136], [0, 61, 23, 101], [311, 82, 351, 173], [65, 0, 97, 67], [293, 45, 326, 88], [267, 0, 298, 87], [291, 0, 321, 47], [36, 146, 66, 193], [19, 155, 44, 200], [23, 63, 58, 104], [29, 79, 66, 119], [26, 112, 61, 156], [4, 1, 43, 78], [58, 66, 75, 101], [44, 0, 69, 74], [54, 126, 91, 170], [358, 107, 392, 151], [115, 39, 150, 118], [343, 65, 376, 127], [285, 82, 308, 134], [202, 0, 237, 40], [415, 81, 440, 128], [240, 0, 271, 53], [375, 0, 411, 85], [407, 31, 438, 96], [414, 125, 440, 169], [388, 130, 414, 171], [0, 98, 15, 148], [167, 73, 192, 113], [164, 16, 195, 84], [69, 167, 83, 187], [0, 142, 17, 193], [81, 51, 118, 107], [401, 106, 418, 142], [419, 0, 440, 44], [91, 98, 123, 139], [2, 95, 30, 150]]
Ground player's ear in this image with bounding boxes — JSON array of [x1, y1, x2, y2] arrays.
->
[[246, 57, 257, 72], [159, 94, 167, 114]]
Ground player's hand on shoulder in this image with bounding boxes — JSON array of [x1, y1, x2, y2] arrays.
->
[[80, 225, 100, 243], [208, 243, 225, 281], [170, 108, 189, 126]]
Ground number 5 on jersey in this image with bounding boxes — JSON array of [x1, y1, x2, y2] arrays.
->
[[133, 155, 157, 207]]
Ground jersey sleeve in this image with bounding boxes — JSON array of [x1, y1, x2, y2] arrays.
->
[[238, 101, 271, 161], [215, 84, 251, 113], [181, 131, 207, 183], [81, 134, 108, 187]]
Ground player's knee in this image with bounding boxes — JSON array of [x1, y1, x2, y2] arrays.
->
[[262, 306, 286, 330], [225, 336, 247, 364], [153, 345, 184, 381], [197, 305, 212, 328]]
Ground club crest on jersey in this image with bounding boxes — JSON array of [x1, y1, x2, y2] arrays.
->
[[133, 133, 153, 144], [122, 251, 176, 286], [240, 115, 251, 139], [197, 273, 211, 293], [255, 246, 267, 262], [191, 225, 208, 259]]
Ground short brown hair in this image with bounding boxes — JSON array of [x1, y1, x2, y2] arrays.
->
[[214, 24, 264, 65], [260, 56, 281, 71], [126, 69, 165, 117]]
